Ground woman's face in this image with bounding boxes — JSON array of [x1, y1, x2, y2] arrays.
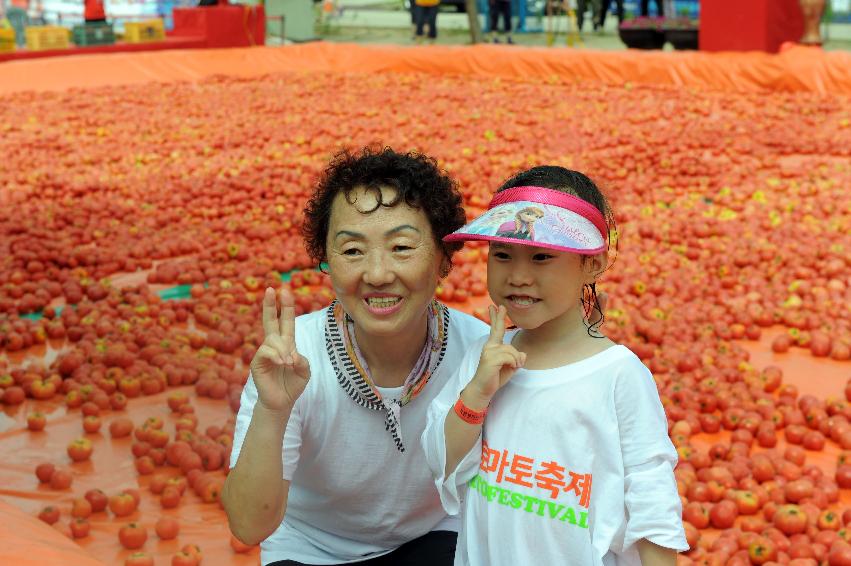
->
[[326, 185, 446, 339]]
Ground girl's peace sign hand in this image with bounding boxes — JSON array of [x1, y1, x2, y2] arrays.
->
[[465, 305, 526, 407], [249, 287, 311, 413]]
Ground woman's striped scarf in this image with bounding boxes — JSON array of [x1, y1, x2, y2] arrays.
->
[[324, 300, 449, 452]]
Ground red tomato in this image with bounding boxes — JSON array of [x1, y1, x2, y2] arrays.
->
[[748, 536, 778, 565], [710, 500, 739, 529], [774, 505, 809, 536], [35, 462, 55, 484], [69, 517, 90, 539], [125, 552, 154, 566], [27, 411, 47, 432], [109, 492, 137, 517], [70, 497, 92, 519], [38, 505, 60, 525], [155, 516, 180, 540], [67, 437, 93, 462], [109, 417, 134, 438], [82, 415, 102, 434], [49, 468, 73, 490], [84, 488, 108, 513], [171, 551, 198, 566], [118, 523, 148, 550]]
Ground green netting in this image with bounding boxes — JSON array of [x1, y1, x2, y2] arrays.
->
[[158, 285, 193, 301]]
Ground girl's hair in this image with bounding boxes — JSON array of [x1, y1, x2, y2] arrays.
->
[[497, 166, 618, 337]]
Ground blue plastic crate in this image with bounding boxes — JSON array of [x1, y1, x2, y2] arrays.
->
[[622, 0, 699, 19]]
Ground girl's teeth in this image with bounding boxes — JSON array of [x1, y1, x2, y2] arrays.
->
[[512, 296, 536, 305]]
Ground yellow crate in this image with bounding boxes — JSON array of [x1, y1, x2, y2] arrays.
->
[[25, 26, 70, 51], [124, 19, 165, 43], [0, 28, 15, 53]]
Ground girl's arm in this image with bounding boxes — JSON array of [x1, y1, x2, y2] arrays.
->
[[444, 306, 524, 476], [637, 539, 677, 566], [444, 386, 491, 475]]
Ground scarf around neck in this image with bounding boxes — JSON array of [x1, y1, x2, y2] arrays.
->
[[324, 299, 449, 452]]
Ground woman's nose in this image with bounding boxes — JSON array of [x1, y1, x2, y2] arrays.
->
[[362, 250, 395, 287]]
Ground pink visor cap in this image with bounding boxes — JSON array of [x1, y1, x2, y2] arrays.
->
[[444, 186, 608, 255]]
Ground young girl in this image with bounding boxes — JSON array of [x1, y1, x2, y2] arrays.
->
[[421, 166, 687, 565]]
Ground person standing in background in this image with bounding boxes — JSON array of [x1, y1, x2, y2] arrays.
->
[[600, 0, 623, 28], [576, 0, 602, 32], [640, 0, 663, 17], [410, 0, 418, 41], [488, 0, 512, 43], [414, 0, 439, 44]]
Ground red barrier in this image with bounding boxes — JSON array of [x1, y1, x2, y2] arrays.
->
[[700, 0, 804, 53], [171, 5, 266, 48]]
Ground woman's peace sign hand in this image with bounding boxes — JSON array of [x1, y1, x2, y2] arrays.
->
[[249, 287, 311, 413], [465, 305, 525, 407]]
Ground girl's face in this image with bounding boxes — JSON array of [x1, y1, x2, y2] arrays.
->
[[487, 243, 602, 332], [326, 185, 446, 340]]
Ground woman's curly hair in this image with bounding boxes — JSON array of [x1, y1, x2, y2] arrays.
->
[[302, 146, 467, 267]]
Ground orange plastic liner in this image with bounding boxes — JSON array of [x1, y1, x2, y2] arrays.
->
[[0, 385, 261, 566], [1, 42, 850, 563], [0, 498, 107, 566], [1, 301, 848, 565], [2, 42, 850, 96]]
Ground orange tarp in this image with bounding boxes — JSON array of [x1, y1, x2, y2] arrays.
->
[[0, 383, 260, 566], [0, 499, 107, 566], [2, 42, 851, 96], [1, 297, 849, 565], [1, 41, 851, 564]]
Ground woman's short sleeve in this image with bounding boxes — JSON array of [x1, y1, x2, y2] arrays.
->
[[421, 336, 488, 516]]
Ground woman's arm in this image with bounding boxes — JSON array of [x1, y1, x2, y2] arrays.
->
[[222, 403, 293, 546], [637, 539, 677, 566], [223, 288, 311, 545]]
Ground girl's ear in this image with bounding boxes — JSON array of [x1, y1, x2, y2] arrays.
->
[[439, 256, 451, 279], [583, 253, 607, 281]]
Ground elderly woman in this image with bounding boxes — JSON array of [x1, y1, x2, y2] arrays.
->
[[222, 147, 489, 565]]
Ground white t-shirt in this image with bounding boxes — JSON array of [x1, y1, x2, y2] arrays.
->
[[230, 306, 488, 565], [422, 333, 688, 566]]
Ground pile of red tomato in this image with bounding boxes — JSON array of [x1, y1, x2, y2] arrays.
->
[[0, 70, 849, 565]]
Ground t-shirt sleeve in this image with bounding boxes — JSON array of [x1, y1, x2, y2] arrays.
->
[[421, 335, 488, 516], [615, 358, 688, 553], [229, 371, 303, 481]]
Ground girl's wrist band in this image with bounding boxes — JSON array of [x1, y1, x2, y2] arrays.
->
[[454, 396, 488, 425]]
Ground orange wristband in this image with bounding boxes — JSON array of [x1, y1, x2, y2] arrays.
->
[[454, 397, 488, 425]]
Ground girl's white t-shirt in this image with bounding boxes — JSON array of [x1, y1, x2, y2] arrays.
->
[[422, 333, 688, 566], [229, 306, 488, 565]]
